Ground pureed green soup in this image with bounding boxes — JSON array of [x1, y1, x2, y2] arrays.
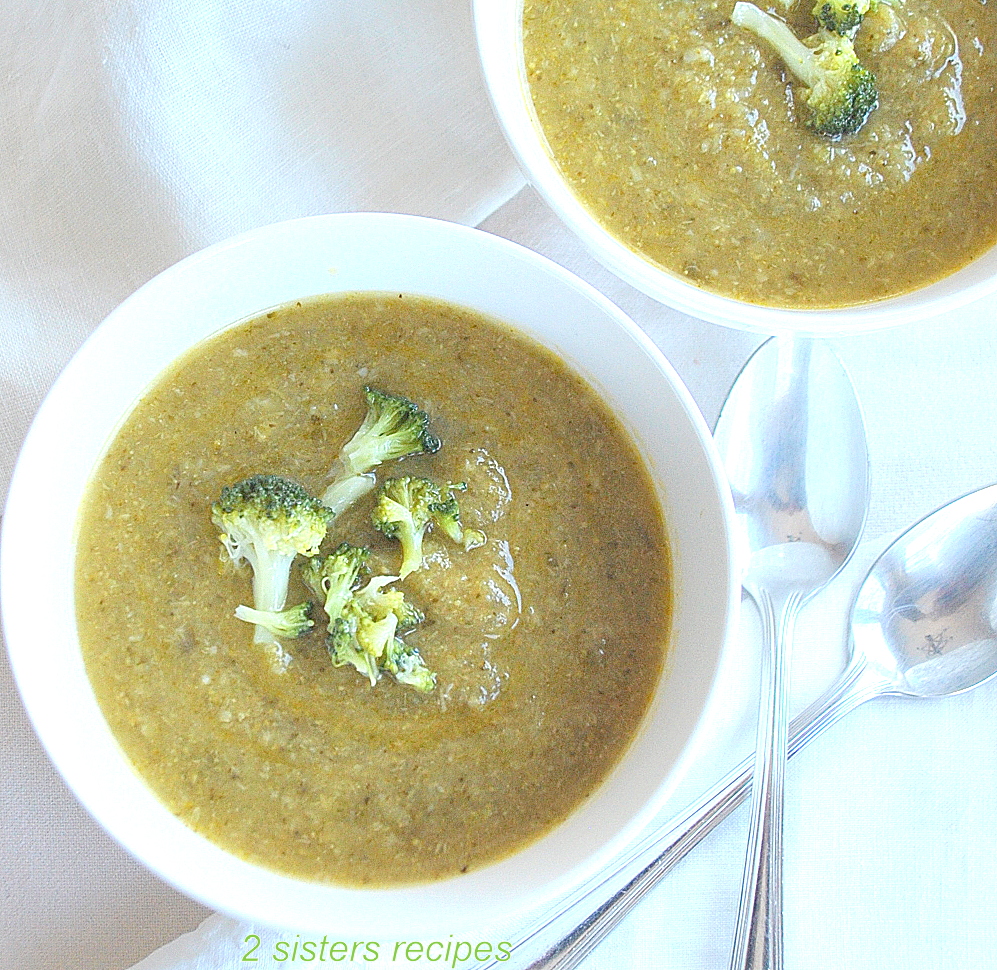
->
[[524, 0, 997, 308], [75, 292, 671, 885]]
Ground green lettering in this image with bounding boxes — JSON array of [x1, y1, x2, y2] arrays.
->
[[451, 941, 473, 967], [242, 935, 261, 962]]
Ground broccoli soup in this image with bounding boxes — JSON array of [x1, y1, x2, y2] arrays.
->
[[75, 293, 671, 886], [523, 0, 997, 308]]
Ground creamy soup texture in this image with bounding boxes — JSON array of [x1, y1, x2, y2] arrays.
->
[[524, 0, 997, 308], [76, 293, 671, 885]]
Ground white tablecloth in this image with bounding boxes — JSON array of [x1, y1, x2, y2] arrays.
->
[[3, 3, 996, 969]]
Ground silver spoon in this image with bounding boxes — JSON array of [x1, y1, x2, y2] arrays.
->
[[485, 481, 997, 970], [716, 337, 869, 970]]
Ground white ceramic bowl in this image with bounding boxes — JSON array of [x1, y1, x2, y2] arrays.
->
[[1, 213, 736, 937], [473, 0, 997, 335]]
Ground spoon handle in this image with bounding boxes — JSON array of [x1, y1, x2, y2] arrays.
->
[[728, 588, 803, 970], [509, 656, 882, 970]]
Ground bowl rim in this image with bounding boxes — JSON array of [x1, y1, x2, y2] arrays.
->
[[1, 211, 738, 936], [472, 0, 997, 334]]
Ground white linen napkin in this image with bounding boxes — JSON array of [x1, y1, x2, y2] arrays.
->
[[0, 0, 524, 508]]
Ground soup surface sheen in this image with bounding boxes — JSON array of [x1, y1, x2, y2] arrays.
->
[[523, 0, 997, 308], [76, 293, 670, 885]]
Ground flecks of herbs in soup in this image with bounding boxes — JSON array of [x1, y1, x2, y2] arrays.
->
[[75, 293, 671, 886], [523, 0, 997, 308]]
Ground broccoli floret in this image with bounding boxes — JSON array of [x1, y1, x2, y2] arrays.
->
[[212, 475, 333, 668], [350, 607, 399, 669], [732, 2, 878, 138], [327, 613, 381, 686], [370, 476, 439, 578], [352, 575, 425, 631], [813, 0, 874, 34], [346, 578, 434, 691], [426, 482, 488, 553], [382, 638, 436, 693], [322, 387, 441, 514], [300, 542, 370, 623], [371, 477, 485, 578], [234, 601, 314, 639], [302, 548, 430, 689], [331, 584, 431, 690]]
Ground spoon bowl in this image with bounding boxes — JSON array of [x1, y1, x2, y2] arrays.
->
[[716, 337, 870, 598], [853, 483, 997, 699]]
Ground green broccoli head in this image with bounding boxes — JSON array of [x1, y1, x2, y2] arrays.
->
[[234, 601, 314, 639], [731, 2, 878, 138], [803, 34, 878, 137], [345, 386, 442, 471], [382, 638, 437, 693], [813, 0, 873, 34], [370, 476, 440, 578], [372, 477, 487, 577], [300, 542, 370, 626], [321, 387, 441, 514], [327, 613, 381, 686], [213, 475, 333, 564], [212, 475, 333, 658]]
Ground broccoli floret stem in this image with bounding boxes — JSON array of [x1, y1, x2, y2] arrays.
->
[[235, 602, 314, 639], [321, 470, 377, 516], [384, 504, 426, 578], [247, 550, 296, 619], [732, 2, 818, 85], [238, 549, 294, 666]]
